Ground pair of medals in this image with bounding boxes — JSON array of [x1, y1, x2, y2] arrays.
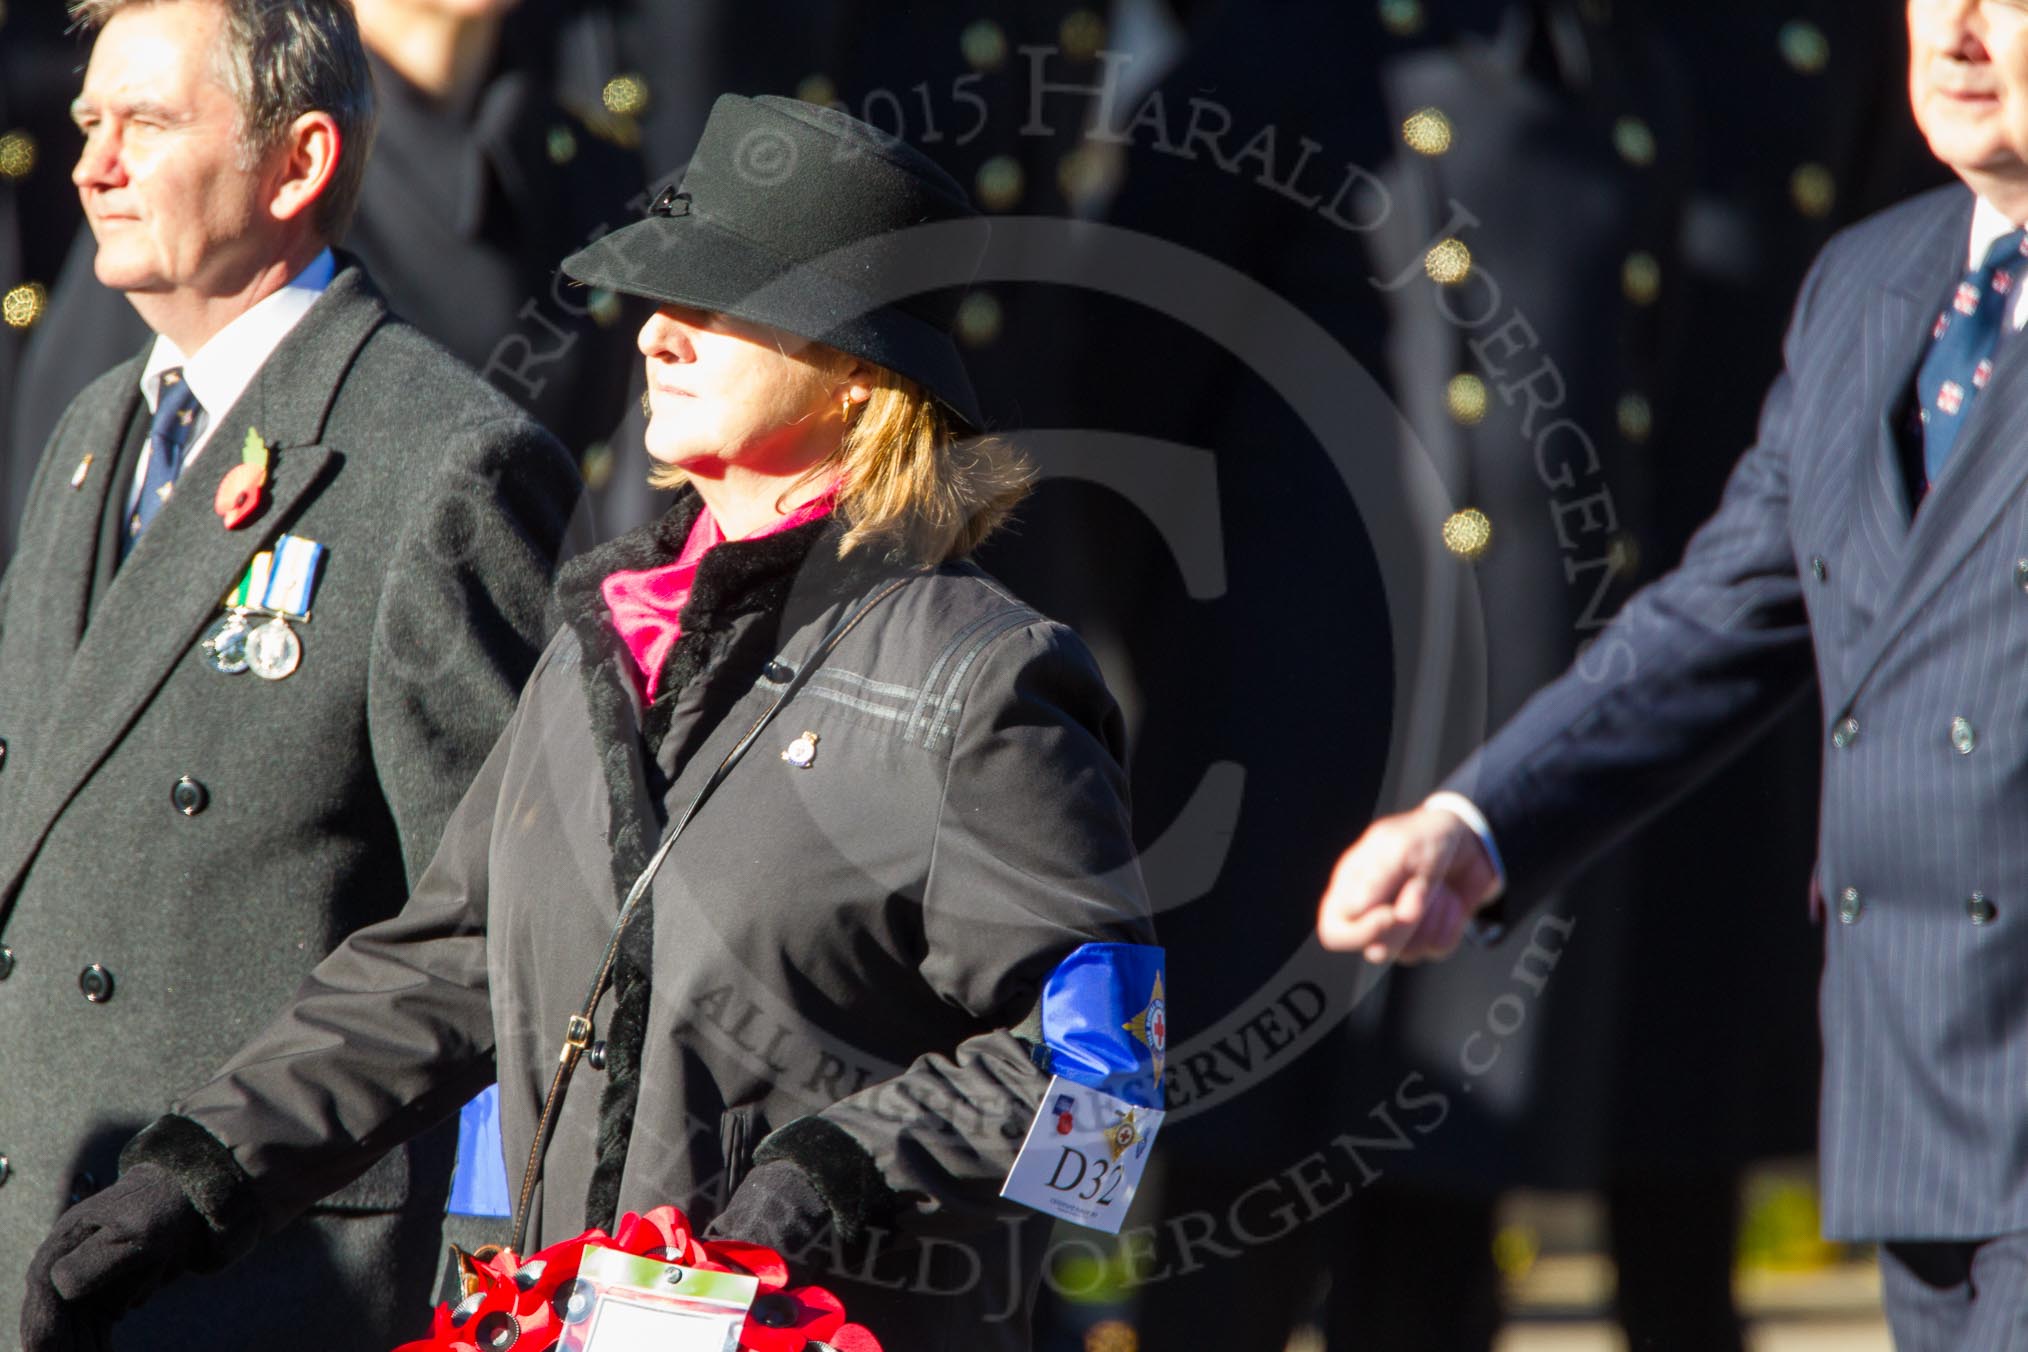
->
[[201, 534, 326, 681], [205, 609, 301, 680]]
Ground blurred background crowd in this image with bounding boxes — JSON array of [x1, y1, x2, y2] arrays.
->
[[0, 0, 1948, 1347]]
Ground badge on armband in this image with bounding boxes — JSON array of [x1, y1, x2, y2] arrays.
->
[[1000, 943, 1167, 1234]]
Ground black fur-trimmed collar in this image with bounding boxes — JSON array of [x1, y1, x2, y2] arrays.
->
[[552, 486, 893, 1234], [553, 486, 890, 750]]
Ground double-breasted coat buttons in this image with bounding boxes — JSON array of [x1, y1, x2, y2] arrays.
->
[[0, 736, 9, 769], [1832, 717, 1859, 749], [1810, 556, 1828, 582], [78, 964, 114, 1003], [171, 776, 208, 816], [0, 945, 13, 979], [1834, 890, 2001, 925], [0, 1154, 10, 1186], [1952, 718, 1978, 755]]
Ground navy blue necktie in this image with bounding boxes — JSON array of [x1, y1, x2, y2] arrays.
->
[[126, 366, 202, 553], [1918, 227, 2027, 484]]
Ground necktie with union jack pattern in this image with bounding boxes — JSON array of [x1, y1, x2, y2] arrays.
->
[[1918, 227, 2028, 485], [125, 365, 203, 556]]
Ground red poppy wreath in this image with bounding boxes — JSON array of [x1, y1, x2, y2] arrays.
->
[[394, 1205, 882, 1352]]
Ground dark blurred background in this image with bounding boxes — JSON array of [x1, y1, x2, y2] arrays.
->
[[0, 2, 1948, 1347]]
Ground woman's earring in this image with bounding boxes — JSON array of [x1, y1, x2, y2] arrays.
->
[[840, 394, 853, 423]]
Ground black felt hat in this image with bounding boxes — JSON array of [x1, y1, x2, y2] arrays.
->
[[562, 93, 989, 428]]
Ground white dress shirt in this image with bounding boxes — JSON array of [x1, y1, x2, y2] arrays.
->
[[1967, 196, 2028, 333], [129, 249, 336, 516], [1429, 199, 2028, 901]]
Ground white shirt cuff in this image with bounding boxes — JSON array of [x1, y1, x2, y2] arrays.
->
[[1423, 790, 1507, 901]]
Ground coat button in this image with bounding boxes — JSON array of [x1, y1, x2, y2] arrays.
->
[[0, 130, 35, 182], [1952, 717, 1978, 755], [2017, 559, 2028, 595], [0, 736, 8, 769], [1404, 108, 1453, 157], [170, 776, 207, 816], [587, 1040, 608, 1072], [1380, 0, 1425, 36], [1779, 19, 1830, 75], [78, 964, 114, 1003], [1810, 556, 1828, 582], [1832, 717, 1860, 749], [2, 282, 45, 329], [1613, 115, 1657, 167], [0, 945, 12, 980], [1969, 893, 1998, 925], [546, 123, 577, 166], [1791, 162, 1836, 218], [0, 1154, 10, 1187], [1837, 887, 1863, 924], [763, 660, 794, 684], [1621, 252, 1661, 305]]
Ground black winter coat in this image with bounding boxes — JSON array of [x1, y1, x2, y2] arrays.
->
[[130, 491, 1155, 1349]]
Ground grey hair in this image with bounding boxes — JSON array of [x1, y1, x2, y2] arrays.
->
[[70, 0, 378, 240]]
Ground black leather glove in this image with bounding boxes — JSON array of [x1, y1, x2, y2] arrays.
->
[[21, 1164, 212, 1352], [706, 1160, 834, 1257]]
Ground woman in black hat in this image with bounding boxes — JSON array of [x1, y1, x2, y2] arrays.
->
[[24, 95, 1156, 1352]]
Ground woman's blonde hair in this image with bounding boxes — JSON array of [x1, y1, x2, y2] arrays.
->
[[650, 359, 1033, 568]]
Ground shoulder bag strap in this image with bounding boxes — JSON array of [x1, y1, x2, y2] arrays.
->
[[509, 572, 915, 1253]]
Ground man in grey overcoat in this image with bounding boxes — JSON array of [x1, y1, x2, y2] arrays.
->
[[0, 0, 578, 1345]]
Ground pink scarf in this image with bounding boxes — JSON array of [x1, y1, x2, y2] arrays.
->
[[601, 492, 837, 701]]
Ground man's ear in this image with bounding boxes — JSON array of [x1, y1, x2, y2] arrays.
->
[[268, 111, 342, 225]]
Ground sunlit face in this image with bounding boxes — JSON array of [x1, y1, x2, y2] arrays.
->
[[637, 304, 846, 476], [70, 0, 284, 301], [1910, 0, 2028, 192]]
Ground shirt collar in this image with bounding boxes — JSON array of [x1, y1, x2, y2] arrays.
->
[[1969, 196, 2027, 271], [139, 249, 337, 416]]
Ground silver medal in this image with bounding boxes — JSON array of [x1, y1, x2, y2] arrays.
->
[[201, 613, 251, 675], [246, 616, 302, 681]]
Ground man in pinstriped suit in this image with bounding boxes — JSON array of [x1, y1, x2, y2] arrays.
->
[[1321, 1, 2028, 1345]]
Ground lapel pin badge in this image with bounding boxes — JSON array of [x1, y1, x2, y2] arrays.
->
[[782, 730, 819, 768]]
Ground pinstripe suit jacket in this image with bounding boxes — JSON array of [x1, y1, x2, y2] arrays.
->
[[1452, 182, 2028, 1241]]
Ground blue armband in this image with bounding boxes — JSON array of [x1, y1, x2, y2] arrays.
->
[[1036, 942, 1166, 1110], [447, 1084, 512, 1219]]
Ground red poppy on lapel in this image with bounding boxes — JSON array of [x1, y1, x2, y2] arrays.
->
[[216, 427, 270, 529]]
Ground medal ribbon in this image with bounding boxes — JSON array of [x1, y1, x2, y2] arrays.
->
[[262, 534, 326, 619], [224, 552, 274, 610]]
